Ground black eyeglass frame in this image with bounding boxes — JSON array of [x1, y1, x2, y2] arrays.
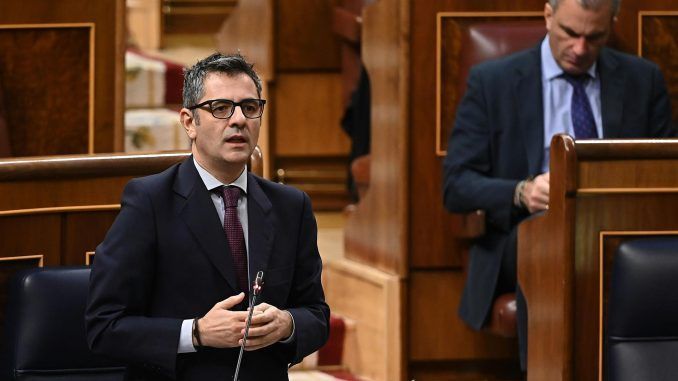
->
[[187, 98, 267, 119]]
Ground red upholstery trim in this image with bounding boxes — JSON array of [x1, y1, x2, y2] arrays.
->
[[318, 314, 346, 366], [324, 370, 361, 381], [126, 48, 185, 105]]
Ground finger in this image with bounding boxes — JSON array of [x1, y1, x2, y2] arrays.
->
[[533, 193, 549, 205], [244, 322, 276, 338], [252, 303, 271, 314], [243, 335, 275, 351], [244, 342, 268, 351], [250, 310, 274, 326], [215, 292, 245, 310]]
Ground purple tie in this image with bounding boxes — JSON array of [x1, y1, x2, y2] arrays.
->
[[220, 186, 249, 296], [562, 73, 598, 139]]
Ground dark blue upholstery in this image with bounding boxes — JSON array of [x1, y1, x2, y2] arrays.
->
[[607, 237, 678, 381], [1, 267, 125, 381]]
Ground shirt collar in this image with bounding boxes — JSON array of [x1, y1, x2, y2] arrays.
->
[[193, 157, 248, 194], [541, 36, 597, 81]]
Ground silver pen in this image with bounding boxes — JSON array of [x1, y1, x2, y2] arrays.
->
[[233, 271, 264, 381]]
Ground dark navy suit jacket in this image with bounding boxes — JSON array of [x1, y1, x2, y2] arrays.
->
[[85, 157, 330, 380], [443, 44, 675, 330]]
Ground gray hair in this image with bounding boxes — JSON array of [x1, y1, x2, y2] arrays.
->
[[182, 52, 263, 121], [549, 0, 620, 15]]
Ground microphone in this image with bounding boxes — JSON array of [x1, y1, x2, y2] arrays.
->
[[233, 271, 264, 381]]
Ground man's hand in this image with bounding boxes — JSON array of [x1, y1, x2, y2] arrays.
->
[[242, 303, 293, 351], [196, 292, 248, 348], [521, 172, 550, 213]]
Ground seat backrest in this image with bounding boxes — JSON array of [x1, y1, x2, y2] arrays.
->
[[607, 237, 678, 381], [457, 21, 546, 105], [1, 267, 125, 381]]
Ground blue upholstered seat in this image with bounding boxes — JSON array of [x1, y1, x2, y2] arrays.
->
[[607, 237, 678, 381], [1, 267, 125, 381]]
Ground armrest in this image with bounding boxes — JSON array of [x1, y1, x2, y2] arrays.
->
[[453, 210, 486, 239]]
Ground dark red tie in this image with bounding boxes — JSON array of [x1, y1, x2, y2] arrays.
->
[[220, 186, 249, 296]]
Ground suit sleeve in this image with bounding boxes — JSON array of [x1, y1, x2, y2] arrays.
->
[[282, 192, 330, 364], [442, 66, 522, 232], [85, 179, 182, 379]]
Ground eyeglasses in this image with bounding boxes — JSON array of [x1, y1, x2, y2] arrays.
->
[[187, 98, 266, 119]]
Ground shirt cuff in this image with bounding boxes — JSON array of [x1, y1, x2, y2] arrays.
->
[[279, 310, 296, 344], [178, 319, 197, 353]]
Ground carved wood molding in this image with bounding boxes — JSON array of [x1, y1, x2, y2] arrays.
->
[[85, 251, 95, 266], [0, 254, 44, 267]]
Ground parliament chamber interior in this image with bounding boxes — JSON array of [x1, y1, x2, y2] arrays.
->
[[0, 0, 677, 380]]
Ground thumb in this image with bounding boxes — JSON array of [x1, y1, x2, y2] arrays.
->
[[216, 292, 245, 310]]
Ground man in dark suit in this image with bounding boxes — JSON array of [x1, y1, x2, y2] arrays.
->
[[442, 0, 674, 368], [86, 53, 330, 380]]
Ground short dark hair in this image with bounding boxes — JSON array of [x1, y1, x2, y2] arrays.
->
[[182, 52, 263, 117], [549, 0, 620, 15]]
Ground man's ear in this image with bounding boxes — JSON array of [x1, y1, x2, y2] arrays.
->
[[544, 2, 554, 31], [180, 108, 197, 140]]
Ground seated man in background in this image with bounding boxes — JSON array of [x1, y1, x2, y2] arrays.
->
[[443, 0, 675, 369], [86, 53, 329, 380]]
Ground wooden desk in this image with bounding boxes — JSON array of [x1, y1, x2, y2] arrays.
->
[[519, 135, 678, 381]]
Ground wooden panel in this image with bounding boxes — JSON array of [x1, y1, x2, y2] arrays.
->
[[0, 179, 129, 211], [274, 0, 341, 71], [343, 0, 410, 274], [409, 271, 518, 360], [274, 156, 351, 211], [0, 0, 125, 154], [215, 0, 273, 80], [0, 26, 90, 156], [0, 215, 61, 264], [605, 0, 678, 53], [410, 361, 521, 381], [63, 210, 119, 265], [274, 73, 348, 156], [639, 12, 678, 124], [578, 159, 678, 189], [0, 152, 187, 211], [163, 0, 237, 34], [128, 0, 162, 50], [324, 259, 403, 381]]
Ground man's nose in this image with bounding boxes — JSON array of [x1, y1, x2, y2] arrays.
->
[[572, 37, 589, 56], [229, 105, 248, 126]]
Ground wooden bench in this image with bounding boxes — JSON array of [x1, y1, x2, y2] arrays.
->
[[519, 135, 678, 381]]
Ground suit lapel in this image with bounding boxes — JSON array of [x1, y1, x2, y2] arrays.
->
[[598, 48, 624, 138], [173, 158, 239, 291], [246, 174, 274, 284], [515, 46, 545, 175]]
